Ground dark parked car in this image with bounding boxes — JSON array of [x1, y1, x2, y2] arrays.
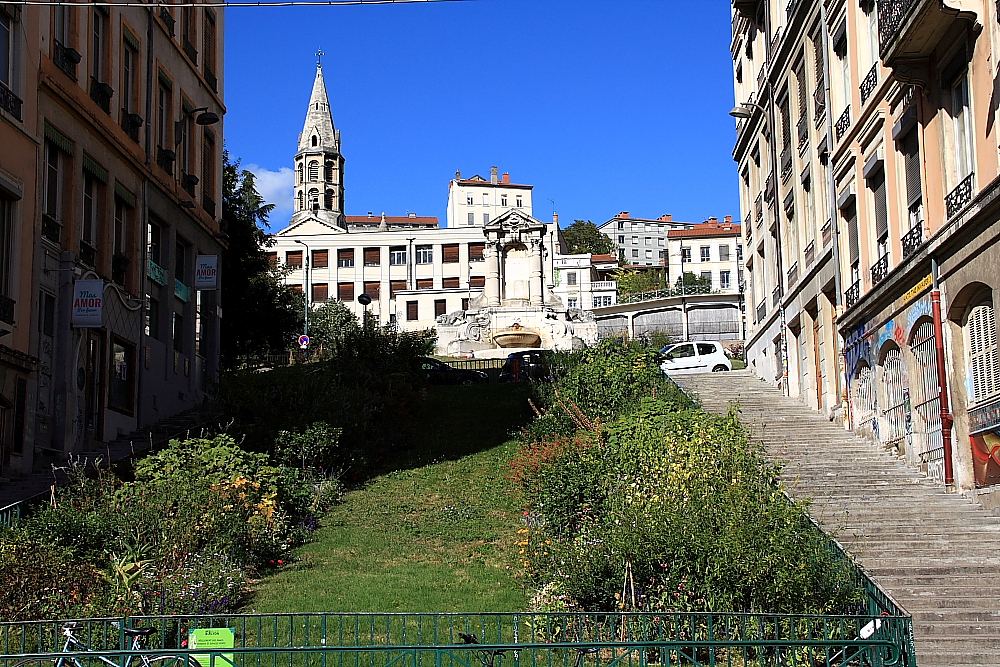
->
[[499, 351, 551, 383], [418, 357, 489, 385]]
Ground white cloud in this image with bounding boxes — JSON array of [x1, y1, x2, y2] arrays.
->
[[247, 164, 295, 228]]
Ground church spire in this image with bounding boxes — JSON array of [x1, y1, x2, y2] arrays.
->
[[299, 63, 338, 152]]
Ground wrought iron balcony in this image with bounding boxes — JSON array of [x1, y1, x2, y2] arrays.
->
[[796, 115, 808, 150], [156, 146, 176, 173], [0, 295, 15, 325], [89, 77, 114, 114], [79, 240, 97, 268], [182, 172, 199, 197], [121, 109, 143, 142], [0, 81, 22, 121], [835, 106, 851, 141], [813, 83, 826, 127], [756, 299, 767, 324], [901, 225, 923, 259], [183, 39, 198, 65], [804, 241, 815, 268], [845, 280, 861, 309], [878, 0, 917, 54], [53, 40, 81, 80], [780, 147, 793, 182], [203, 193, 216, 217], [870, 253, 889, 286], [772, 284, 783, 308], [860, 63, 878, 105], [41, 213, 61, 244], [787, 261, 799, 287], [821, 219, 832, 248], [946, 172, 974, 219], [754, 194, 763, 227], [159, 7, 176, 36], [764, 172, 775, 203]]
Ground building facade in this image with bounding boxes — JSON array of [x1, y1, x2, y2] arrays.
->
[[597, 212, 694, 266], [666, 216, 744, 292], [732, 0, 1000, 494], [445, 168, 533, 228], [0, 2, 225, 478]]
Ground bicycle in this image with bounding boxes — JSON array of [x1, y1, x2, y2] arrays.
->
[[11, 622, 198, 667]]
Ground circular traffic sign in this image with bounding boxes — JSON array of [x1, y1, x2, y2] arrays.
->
[[298, 334, 310, 347]]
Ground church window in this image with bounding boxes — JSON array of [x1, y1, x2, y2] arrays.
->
[[311, 135, 317, 147], [324, 190, 334, 209], [297, 163, 303, 184], [309, 188, 319, 211], [298, 191, 304, 210], [325, 161, 334, 181], [308, 161, 319, 181]]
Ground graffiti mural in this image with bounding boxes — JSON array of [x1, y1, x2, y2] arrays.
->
[[844, 322, 871, 380]]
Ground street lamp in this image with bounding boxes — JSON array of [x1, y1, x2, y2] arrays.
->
[[294, 239, 310, 347], [728, 101, 766, 120], [358, 292, 372, 326]]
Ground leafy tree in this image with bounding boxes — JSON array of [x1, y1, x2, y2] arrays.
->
[[220, 151, 303, 363], [307, 299, 361, 352], [613, 267, 669, 295], [674, 271, 713, 292], [561, 220, 617, 256]]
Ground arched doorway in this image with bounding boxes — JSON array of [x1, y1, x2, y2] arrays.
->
[[909, 319, 944, 480], [852, 360, 878, 440], [879, 343, 910, 456]]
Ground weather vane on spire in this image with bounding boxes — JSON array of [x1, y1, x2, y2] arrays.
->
[[316, 48, 325, 67]]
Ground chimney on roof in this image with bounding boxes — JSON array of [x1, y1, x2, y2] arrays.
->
[[658, 214, 672, 222], [368, 211, 373, 217], [408, 212, 416, 218], [619, 211, 630, 219], [723, 215, 733, 229], [456, 169, 461, 179], [501, 172, 510, 184], [706, 217, 719, 227], [491, 166, 499, 184], [553, 212, 559, 226]]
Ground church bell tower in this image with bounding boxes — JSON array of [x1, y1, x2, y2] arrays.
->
[[290, 58, 346, 230]]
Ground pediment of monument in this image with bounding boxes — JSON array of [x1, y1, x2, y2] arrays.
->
[[485, 208, 544, 233], [277, 216, 346, 236]]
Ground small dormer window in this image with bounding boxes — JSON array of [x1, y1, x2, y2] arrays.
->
[[312, 136, 318, 146]]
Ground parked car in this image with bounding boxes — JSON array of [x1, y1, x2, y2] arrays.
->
[[418, 357, 489, 385], [499, 350, 551, 383], [659, 341, 732, 375]]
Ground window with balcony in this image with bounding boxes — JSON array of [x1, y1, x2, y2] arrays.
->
[[948, 71, 974, 194], [203, 9, 217, 90], [899, 126, 923, 226], [0, 12, 12, 88], [120, 34, 140, 137], [44, 141, 62, 221], [81, 173, 99, 264]]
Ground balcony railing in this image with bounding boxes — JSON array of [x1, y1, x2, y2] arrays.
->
[[89, 77, 113, 114], [772, 284, 783, 308], [203, 193, 216, 217], [183, 39, 198, 65], [756, 299, 767, 323], [970, 395, 1000, 435], [205, 66, 218, 93], [41, 213, 61, 244], [787, 261, 799, 286], [0, 81, 22, 121], [804, 241, 815, 268], [796, 115, 808, 150], [0, 295, 14, 325], [901, 225, 923, 259], [835, 105, 851, 140], [147, 258, 167, 286], [821, 219, 832, 247], [813, 82, 826, 127], [182, 172, 199, 197], [174, 279, 191, 303], [79, 240, 97, 268], [945, 172, 974, 219], [764, 172, 775, 203], [780, 146, 793, 182], [156, 146, 176, 173], [754, 194, 763, 227], [53, 40, 81, 80], [870, 253, 889, 286], [121, 109, 143, 142], [845, 280, 861, 308], [878, 0, 918, 54], [592, 281, 617, 291], [860, 63, 879, 105], [159, 7, 176, 36]]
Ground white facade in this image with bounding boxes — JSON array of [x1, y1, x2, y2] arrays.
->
[[446, 166, 533, 228], [666, 222, 744, 293], [552, 255, 618, 310], [598, 212, 694, 266]]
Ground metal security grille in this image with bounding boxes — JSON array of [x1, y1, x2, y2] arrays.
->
[[853, 364, 879, 439], [910, 321, 944, 481], [968, 303, 1000, 404], [880, 347, 910, 455]]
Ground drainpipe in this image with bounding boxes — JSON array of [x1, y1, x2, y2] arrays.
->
[[820, 1, 847, 423], [931, 258, 955, 487]]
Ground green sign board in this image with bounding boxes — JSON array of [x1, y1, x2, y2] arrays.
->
[[188, 628, 236, 667]]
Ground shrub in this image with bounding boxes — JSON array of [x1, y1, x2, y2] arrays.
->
[[274, 421, 347, 471]]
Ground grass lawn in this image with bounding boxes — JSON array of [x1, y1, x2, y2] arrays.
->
[[249, 383, 534, 613]]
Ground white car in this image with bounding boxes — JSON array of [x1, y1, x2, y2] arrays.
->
[[659, 341, 732, 375]]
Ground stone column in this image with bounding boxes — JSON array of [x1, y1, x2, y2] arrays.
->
[[529, 237, 543, 306], [485, 240, 501, 307]]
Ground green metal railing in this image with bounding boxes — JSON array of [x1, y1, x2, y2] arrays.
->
[[0, 612, 913, 667]]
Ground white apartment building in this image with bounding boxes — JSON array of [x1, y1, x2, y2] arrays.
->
[[665, 217, 744, 293], [598, 212, 694, 266], [446, 167, 533, 227], [552, 255, 618, 310]]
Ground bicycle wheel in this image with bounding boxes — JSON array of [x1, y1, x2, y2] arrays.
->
[[143, 656, 200, 667], [12, 659, 62, 667]]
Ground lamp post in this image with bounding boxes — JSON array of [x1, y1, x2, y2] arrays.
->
[[294, 239, 311, 347], [358, 293, 372, 326]]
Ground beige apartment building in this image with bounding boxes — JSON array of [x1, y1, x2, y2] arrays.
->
[[732, 0, 1000, 493], [0, 3, 225, 478]]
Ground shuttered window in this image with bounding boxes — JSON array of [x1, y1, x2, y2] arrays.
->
[[337, 249, 354, 268], [286, 250, 302, 267], [312, 249, 328, 268], [390, 280, 407, 298], [435, 299, 447, 316], [902, 128, 922, 207], [795, 59, 807, 121], [363, 281, 380, 300], [846, 203, 860, 263], [338, 282, 354, 301], [968, 303, 1000, 404], [364, 247, 380, 266], [312, 283, 328, 302], [443, 277, 460, 289], [469, 243, 485, 261], [416, 278, 433, 290], [812, 28, 825, 86], [470, 276, 485, 288], [442, 244, 460, 263], [406, 301, 418, 321], [870, 169, 888, 239]]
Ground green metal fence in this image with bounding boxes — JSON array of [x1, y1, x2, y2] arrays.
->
[[0, 612, 913, 667]]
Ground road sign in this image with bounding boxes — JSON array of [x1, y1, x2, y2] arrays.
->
[[298, 334, 310, 347]]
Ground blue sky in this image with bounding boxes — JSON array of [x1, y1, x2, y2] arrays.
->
[[224, 0, 739, 230]]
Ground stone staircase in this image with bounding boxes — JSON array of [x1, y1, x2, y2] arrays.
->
[[673, 370, 1000, 667], [0, 408, 210, 508]]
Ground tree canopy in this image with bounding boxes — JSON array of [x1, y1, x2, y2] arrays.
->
[[220, 151, 303, 363], [561, 220, 617, 256]]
